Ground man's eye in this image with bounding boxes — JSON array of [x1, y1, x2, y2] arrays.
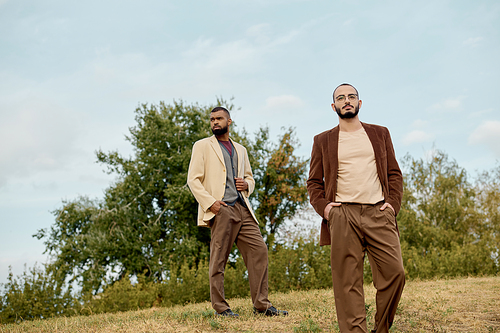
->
[[348, 94, 357, 100], [336, 96, 345, 101]]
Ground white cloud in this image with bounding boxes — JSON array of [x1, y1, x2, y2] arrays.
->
[[468, 120, 500, 157], [236, 94, 306, 131], [0, 93, 83, 187], [246, 23, 271, 36], [343, 19, 355, 26], [429, 97, 463, 112], [179, 20, 306, 81], [246, 23, 272, 44], [411, 119, 428, 128], [463, 37, 484, 47], [264, 95, 305, 109], [469, 108, 493, 118], [402, 130, 434, 146], [181, 35, 272, 77]]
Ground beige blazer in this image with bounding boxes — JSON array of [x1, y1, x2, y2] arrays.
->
[[187, 135, 258, 226]]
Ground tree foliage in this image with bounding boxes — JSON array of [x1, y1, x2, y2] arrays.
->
[[33, 99, 308, 296], [247, 127, 309, 245], [398, 151, 500, 278], [35, 101, 213, 295]]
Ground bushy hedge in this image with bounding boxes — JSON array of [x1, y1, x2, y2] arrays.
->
[[0, 228, 332, 323], [1, 217, 499, 323], [0, 265, 79, 323], [85, 228, 332, 315]]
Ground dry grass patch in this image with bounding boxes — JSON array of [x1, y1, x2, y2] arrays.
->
[[394, 276, 500, 332], [1, 276, 499, 332]]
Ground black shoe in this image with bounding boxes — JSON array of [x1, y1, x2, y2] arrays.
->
[[254, 306, 288, 316], [216, 309, 239, 317]]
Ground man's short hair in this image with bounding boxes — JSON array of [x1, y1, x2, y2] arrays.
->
[[332, 83, 359, 102], [210, 106, 230, 118]]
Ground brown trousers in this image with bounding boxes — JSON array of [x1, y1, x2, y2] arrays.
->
[[328, 202, 405, 333], [209, 201, 272, 313]]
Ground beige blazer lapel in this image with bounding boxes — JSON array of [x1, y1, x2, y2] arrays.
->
[[209, 136, 225, 167]]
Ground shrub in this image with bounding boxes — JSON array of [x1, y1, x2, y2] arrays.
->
[[85, 273, 158, 314], [0, 265, 78, 324]]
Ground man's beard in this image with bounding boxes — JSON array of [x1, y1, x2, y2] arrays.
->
[[211, 125, 228, 136], [335, 104, 359, 119]]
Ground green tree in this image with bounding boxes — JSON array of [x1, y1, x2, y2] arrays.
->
[[248, 127, 309, 246], [398, 151, 499, 278], [36, 100, 213, 294], [34, 99, 308, 295], [475, 165, 500, 266]]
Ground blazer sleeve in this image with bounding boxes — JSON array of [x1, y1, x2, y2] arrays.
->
[[187, 141, 217, 212], [307, 135, 330, 219], [384, 128, 403, 215]]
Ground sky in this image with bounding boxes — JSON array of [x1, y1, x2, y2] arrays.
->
[[1, 0, 499, 284]]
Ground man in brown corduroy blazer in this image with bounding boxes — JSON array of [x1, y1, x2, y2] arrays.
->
[[187, 107, 288, 318], [307, 84, 405, 333]]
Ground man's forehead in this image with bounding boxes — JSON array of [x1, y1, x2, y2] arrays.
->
[[334, 85, 357, 96], [210, 110, 228, 118]]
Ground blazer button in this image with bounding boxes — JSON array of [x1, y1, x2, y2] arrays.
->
[[223, 169, 226, 172]]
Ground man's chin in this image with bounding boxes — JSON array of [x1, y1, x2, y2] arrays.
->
[[335, 105, 359, 119], [337, 111, 358, 119], [212, 128, 228, 136]]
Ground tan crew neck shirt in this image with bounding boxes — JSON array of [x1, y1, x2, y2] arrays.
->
[[335, 127, 384, 204]]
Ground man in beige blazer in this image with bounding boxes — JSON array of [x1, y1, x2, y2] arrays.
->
[[187, 106, 288, 317]]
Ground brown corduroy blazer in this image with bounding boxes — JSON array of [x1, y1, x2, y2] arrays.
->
[[306, 122, 403, 246]]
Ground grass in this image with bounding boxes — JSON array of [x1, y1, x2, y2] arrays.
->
[[1, 276, 499, 332]]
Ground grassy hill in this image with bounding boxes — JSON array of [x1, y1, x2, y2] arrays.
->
[[1, 276, 499, 333]]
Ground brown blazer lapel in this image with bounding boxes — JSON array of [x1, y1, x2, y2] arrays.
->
[[363, 123, 382, 156], [362, 123, 383, 169], [362, 123, 388, 199], [327, 126, 340, 199]]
